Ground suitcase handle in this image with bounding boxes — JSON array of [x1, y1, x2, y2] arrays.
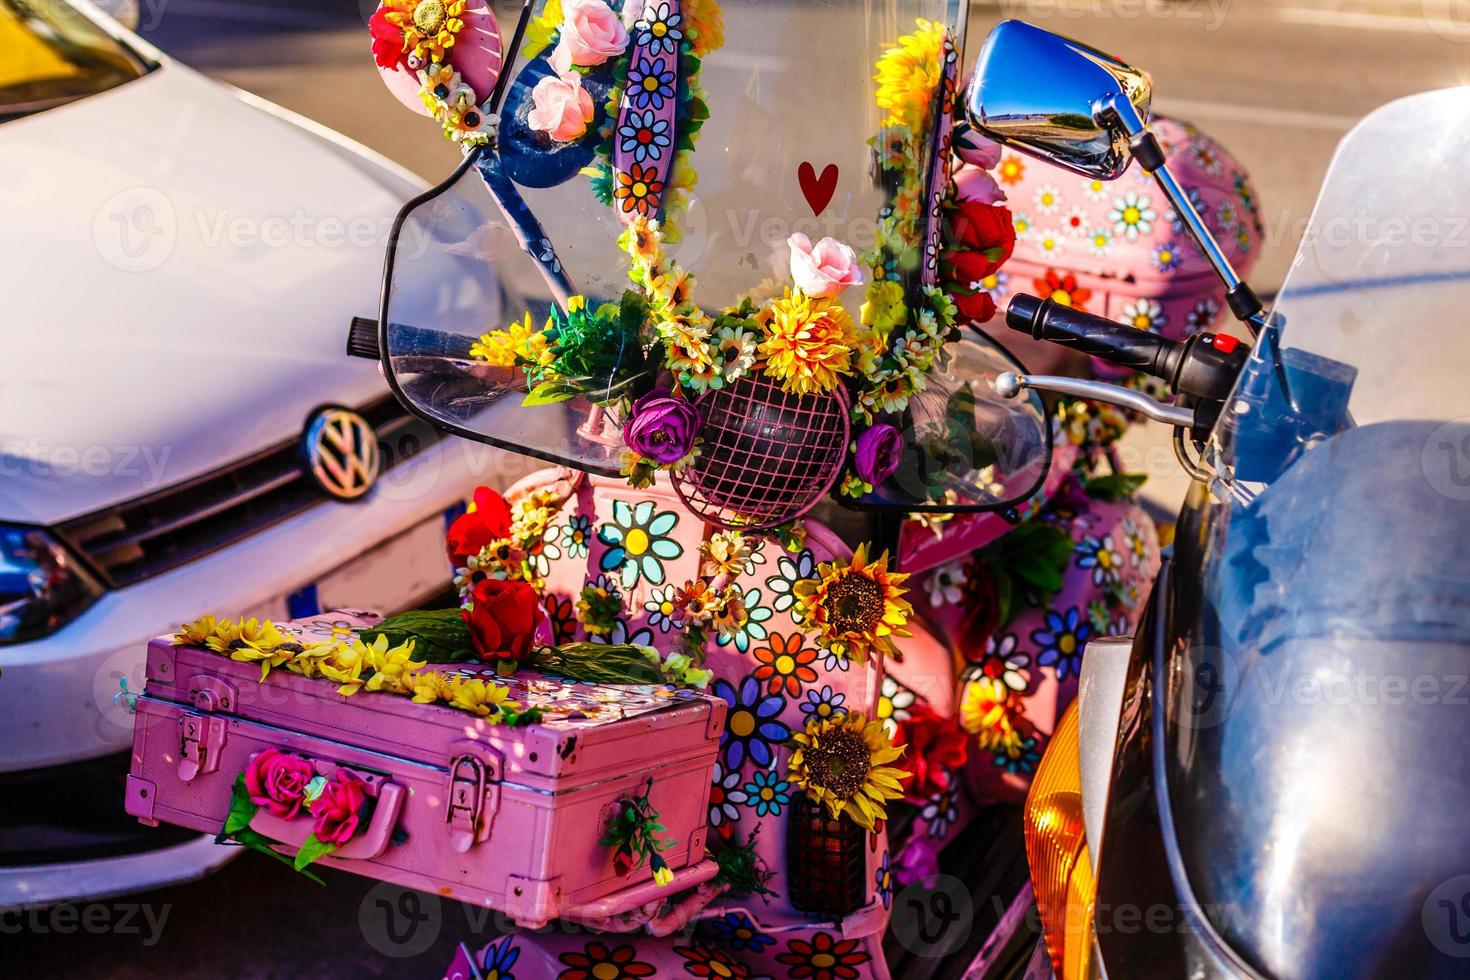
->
[[247, 761, 407, 862]]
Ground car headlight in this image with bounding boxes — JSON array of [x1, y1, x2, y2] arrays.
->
[[0, 525, 104, 644], [1023, 701, 1097, 980]]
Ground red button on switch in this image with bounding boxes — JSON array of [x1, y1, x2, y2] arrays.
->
[[1212, 333, 1240, 354]]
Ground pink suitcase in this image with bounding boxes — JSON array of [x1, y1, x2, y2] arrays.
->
[[124, 611, 725, 928]]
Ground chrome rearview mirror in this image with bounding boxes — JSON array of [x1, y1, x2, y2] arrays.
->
[[963, 19, 1265, 331], [964, 19, 1152, 180]]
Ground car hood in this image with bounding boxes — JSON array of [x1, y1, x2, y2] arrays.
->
[[0, 63, 427, 525]]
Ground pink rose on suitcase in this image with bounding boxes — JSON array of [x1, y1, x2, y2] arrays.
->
[[310, 770, 368, 846], [244, 748, 314, 819]]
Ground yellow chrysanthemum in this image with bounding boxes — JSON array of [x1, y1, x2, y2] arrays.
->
[[874, 18, 946, 133], [960, 676, 1026, 756], [759, 289, 857, 395], [363, 637, 428, 694], [470, 311, 547, 367], [793, 544, 913, 663], [683, 0, 725, 56], [408, 669, 458, 705], [318, 638, 374, 697], [384, 0, 468, 65], [788, 712, 908, 830], [447, 676, 519, 717], [701, 531, 754, 578]]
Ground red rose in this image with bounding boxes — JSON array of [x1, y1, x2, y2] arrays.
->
[[462, 577, 542, 663], [947, 202, 1016, 260], [949, 287, 997, 324], [893, 703, 969, 803], [244, 748, 314, 819], [310, 770, 368, 846], [941, 247, 1007, 285], [446, 486, 514, 568], [369, 8, 408, 71]]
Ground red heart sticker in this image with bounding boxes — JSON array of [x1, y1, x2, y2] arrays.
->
[[798, 162, 838, 216]]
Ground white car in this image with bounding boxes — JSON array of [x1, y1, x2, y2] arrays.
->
[[0, 1, 491, 904]]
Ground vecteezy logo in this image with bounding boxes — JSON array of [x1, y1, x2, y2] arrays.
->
[[358, 881, 441, 958], [92, 187, 176, 273], [304, 408, 380, 500]]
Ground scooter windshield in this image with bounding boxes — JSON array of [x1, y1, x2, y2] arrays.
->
[[379, 0, 1050, 513], [1161, 87, 1470, 979]]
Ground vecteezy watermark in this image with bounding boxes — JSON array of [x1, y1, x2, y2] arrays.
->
[[990, 0, 1234, 32], [0, 901, 171, 945], [0, 439, 173, 482], [890, 874, 975, 958], [93, 187, 177, 273], [1422, 419, 1470, 502], [359, 882, 444, 959], [1424, 875, 1470, 957]]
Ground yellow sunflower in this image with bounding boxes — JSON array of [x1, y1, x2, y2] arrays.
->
[[383, 0, 468, 65], [447, 676, 519, 717], [173, 614, 221, 646], [788, 712, 908, 830], [874, 18, 946, 133], [960, 675, 1026, 756], [408, 669, 458, 705], [793, 544, 912, 663], [759, 289, 857, 395], [362, 636, 428, 694], [470, 312, 547, 368], [202, 617, 289, 656]]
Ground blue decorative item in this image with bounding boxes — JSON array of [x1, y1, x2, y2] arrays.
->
[[497, 56, 616, 189]]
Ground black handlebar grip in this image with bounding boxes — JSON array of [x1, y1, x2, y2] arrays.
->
[[1006, 294, 1183, 378]]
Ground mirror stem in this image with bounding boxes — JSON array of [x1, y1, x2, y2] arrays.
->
[[1095, 94, 1266, 336]]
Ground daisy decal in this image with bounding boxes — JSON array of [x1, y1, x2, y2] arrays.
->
[[1121, 517, 1150, 568], [1085, 227, 1113, 258], [1032, 606, 1094, 680], [752, 632, 818, 696], [997, 154, 1026, 186], [637, 1, 684, 55], [922, 786, 960, 838], [993, 734, 1042, 775], [971, 631, 1031, 693], [557, 514, 593, 558], [1062, 206, 1090, 237], [876, 673, 916, 736], [1035, 228, 1065, 259], [816, 646, 850, 672], [1109, 191, 1157, 240], [614, 164, 664, 216], [976, 268, 1010, 301], [1192, 141, 1224, 175], [1153, 240, 1182, 272], [713, 584, 774, 652], [706, 912, 774, 953], [597, 499, 682, 588], [1076, 535, 1125, 587], [1011, 211, 1033, 239], [1186, 296, 1222, 331], [1236, 225, 1254, 253], [618, 109, 672, 163], [481, 938, 521, 980], [742, 767, 792, 817], [543, 594, 578, 644], [875, 851, 894, 909], [589, 617, 656, 647], [776, 932, 872, 980], [1167, 186, 1208, 235], [1032, 183, 1062, 213], [557, 941, 656, 980], [1121, 298, 1167, 334], [709, 761, 747, 830], [714, 676, 791, 769], [674, 944, 752, 979], [801, 684, 848, 721], [788, 713, 907, 831], [923, 559, 967, 607], [1034, 269, 1093, 313], [625, 55, 676, 110], [1083, 177, 1108, 201], [643, 585, 682, 632]]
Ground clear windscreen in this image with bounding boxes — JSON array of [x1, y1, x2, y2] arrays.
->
[[382, 0, 1051, 506]]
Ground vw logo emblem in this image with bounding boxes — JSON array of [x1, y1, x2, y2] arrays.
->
[[304, 408, 380, 500]]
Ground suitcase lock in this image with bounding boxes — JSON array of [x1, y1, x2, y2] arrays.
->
[[178, 713, 227, 782], [446, 745, 502, 853]]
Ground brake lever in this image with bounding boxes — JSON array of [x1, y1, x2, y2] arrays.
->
[[994, 372, 1196, 428]]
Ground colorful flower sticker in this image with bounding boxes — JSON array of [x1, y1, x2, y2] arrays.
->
[[1109, 191, 1157, 240], [714, 676, 790, 770], [875, 851, 894, 909], [637, 2, 684, 56], [597, 499, 682, 588], [706, 911, 774, 952], [481, 938, 521, 980], [544, 594, 578, 644], [752, 631, 818, 697], [674, 943, 752, 979], [766, 548, 818, 619], [712, 584, 773, 653], [971, 632, 1031, 693], [876, 674, 916, 736], [557, 514, 593, 558], [617, 108, 672, 163], [742, 767, 791, 817], [800, 684, 848, 721], [643, 585, 682, 632], [625, 55, 676, 110], [1033, 606, 1094, 680], [557, 941, 656, 980], [709, 761, 746, 829], [775, 931, 872, 979], [922, 786, 960, 839]]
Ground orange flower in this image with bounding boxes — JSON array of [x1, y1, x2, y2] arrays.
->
[[997, 154, 1026, 186], [1033, 269, 1092, 313], [752, 632, 819, 697], [614, 164, 665, 217]]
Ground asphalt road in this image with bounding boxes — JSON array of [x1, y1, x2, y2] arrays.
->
[[12, 1, 1470, 976]]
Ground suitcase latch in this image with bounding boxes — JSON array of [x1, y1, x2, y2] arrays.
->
[[177, 713, 226, 782], [445, 748, 502, 853]]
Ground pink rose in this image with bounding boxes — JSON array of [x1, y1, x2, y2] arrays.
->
[[953, 124, 1004, 169], [550, 0, 628, 72], [788, 233, 864, 298], [244, 748, 314, 819], [309, 770, 369, 846], [527, 71, 595, 143], [953, 164, 1005, 205]]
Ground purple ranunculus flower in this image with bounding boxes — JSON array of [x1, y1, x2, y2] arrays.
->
[[623, 388, 700, 464], [854, 423, 904, 486]]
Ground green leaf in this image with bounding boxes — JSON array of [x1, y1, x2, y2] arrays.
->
[[523, 381, 582, 407], [233, 829, 326, 885], [222, 773, 259, 836], [293, 831, 339, 873], [1083, 472, 1148, 503], [360, 609, 475, 663]]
